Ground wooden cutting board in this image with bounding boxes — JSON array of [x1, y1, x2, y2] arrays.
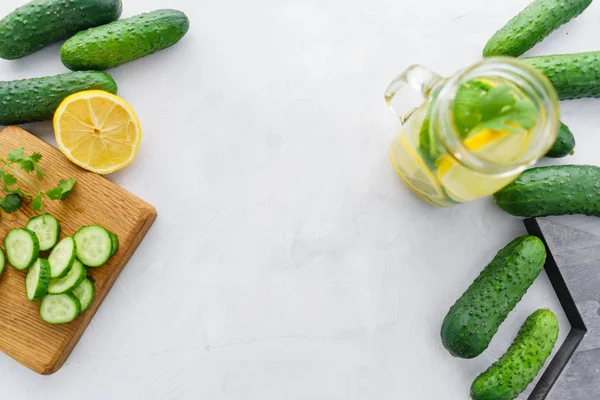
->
[[0, 126, 156, 374]]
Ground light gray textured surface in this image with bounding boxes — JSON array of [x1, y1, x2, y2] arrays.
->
[[0, 0, 598, 398], [535, 219, 600, 399]]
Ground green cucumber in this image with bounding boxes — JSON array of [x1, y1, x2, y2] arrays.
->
[[524, 52, 600, 100], [0, 72, 118, 125], [61, 9, 190, 71], [0, 0, 122, 60], [441, 236, 546, 359], [40, 293, 80, 324], [494, 165, 600, 217], [471, 309, 559, 400], [109, 231, 119, 257], [26, 214, 60, 251], [25, 258, 50, 301], [483, 0, 592, 58], [48, 237, 76, 279], [74, 225, 113, 267], [0, 248, 5, 277], [546, 122, 575, 158], [72, 278, 94, 313], [5, 228, 40, 270], [47, 259, 86, 294]]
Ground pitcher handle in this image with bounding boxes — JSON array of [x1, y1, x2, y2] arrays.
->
[[384, 65, 442, 124]]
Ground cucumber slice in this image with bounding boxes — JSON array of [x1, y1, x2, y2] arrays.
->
[[72, 278, 94, 313], [26, 214, 60, 251], [48, 259, 86, 294], [40, 293, 80, 324], [74, 226, 112, 267], [25, 259, 50, 301], [48, 237, 76, 278], [0, 248, 5, 277], [5, 228, 40, 270], [109, 231, 119, 257]]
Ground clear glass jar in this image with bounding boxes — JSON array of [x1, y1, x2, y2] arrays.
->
[[384, 57, 560, 207]]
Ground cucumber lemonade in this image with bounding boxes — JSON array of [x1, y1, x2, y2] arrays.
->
[[386, 59, 560, 207]]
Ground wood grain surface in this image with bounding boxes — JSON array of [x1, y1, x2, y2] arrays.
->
[[0, 126, 156, 375]]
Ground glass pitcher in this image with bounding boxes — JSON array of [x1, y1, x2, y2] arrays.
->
[[384, 57, 559, 207]]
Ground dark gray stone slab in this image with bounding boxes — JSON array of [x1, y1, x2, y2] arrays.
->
[[525, 218, 600, 399]]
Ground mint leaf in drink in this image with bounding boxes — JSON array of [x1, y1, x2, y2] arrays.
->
[[480, 98, 538, 133], [454, 81, 539, 138], [454, 82, 487, 138], [479, 86, 516, 121], [418, 87, 445, 169]]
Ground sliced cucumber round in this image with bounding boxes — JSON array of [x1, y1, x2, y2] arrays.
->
[[40, 293, 81, 324], [26, 258, 51, 301], [48, 237, 76, 278], [5, 228, 40, 270], [72, 278, 95, 313], [109, 231, 119, 257], [74, 226, 112, 267], [48, 259, 86, 294], [0, 248, 5, 277], [26, 214, 60, 251]]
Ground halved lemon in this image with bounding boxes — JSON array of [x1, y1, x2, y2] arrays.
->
[[54, 90, 142, 175]]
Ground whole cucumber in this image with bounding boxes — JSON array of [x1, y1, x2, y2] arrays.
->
[[61, 9, 190, 71], [524, 52, 600, 100], [441, 236, 546, 359], [471, 309, 559, 400], [0, 72, 118, 125], [0, 0, 122, 60], [483, 0, 591, 58], [546, 122, 575, 158], [494, 165, 600, 217]]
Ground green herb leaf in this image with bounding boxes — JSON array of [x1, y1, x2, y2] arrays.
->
[[14, 151, 44, 178], [454, 82, 487, 138], [28, 152, 44, 179], [418, 87, 445, 169], [479, 86, 516, 121], [0, 193, 22, 213], [30, 152, 42, 163], [15, 159, 34, 173], [0, 149, 74, 211], [2, 174, 26, 197], [7, 148, 24, 162], [34, 165, 44, 179], [3, 174, 17, 188], [479, 98, 538, 133], [31, 194, 43, 211], [454, 81, 539, 138], [45, 178, 76, 200]]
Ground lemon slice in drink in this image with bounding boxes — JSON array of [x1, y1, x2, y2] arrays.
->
[[437, 129, 528, 202], [54, 91, 142, 175], [390, 135, 445, 203]]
